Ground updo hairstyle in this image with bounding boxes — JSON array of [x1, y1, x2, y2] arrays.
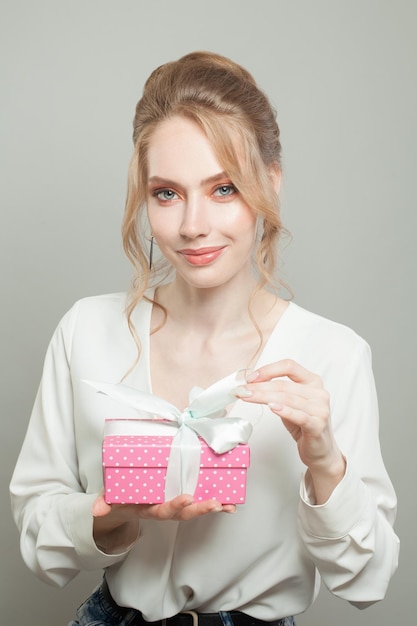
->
[[122, 51, 284, 343]]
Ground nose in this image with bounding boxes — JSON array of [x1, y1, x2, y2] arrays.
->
[[179, 195, 210, 239]]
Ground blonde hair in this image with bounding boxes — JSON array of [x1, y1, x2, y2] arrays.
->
[[122, 51, 284, 355]]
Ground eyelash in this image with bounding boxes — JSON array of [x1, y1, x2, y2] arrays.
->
[[151, 183, 238, 204], [213, 184, 237, 197], [153, 189, 178, 201]]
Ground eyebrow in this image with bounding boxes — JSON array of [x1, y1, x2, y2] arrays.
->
[[148, 172, 230, 188]]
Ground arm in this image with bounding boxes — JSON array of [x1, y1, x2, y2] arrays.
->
[[235, 343, 399, 606], [9, 306, 133, 586], [10, 304, 234, 585]]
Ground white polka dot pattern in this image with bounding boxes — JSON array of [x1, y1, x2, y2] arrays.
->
[[102, 435, 250, 505]]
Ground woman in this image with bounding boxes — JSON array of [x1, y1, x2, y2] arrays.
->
[[10, 52, 399, 626]]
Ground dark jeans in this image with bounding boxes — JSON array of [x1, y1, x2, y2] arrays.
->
[[69, 581, 296, 626]]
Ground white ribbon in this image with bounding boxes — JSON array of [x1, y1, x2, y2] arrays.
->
[[84, 371, 252, 500]]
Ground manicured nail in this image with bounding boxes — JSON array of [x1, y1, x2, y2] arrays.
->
[[268, 402, 283, 412], [246, 370, 259, 383], [233, 386, 253, 398]]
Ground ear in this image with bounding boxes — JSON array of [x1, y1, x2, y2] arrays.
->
[[269, 163, 282, 193]]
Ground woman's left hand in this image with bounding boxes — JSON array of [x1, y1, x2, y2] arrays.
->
[[235, 359, 346, 503]]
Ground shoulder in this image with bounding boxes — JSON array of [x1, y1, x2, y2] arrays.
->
[[57, 292, 127, 330], [51, 292, 153, 368], [284, 302, 371, 365], [58, 290, 154, 343], [73, 291, 128, 316], [72, 292, 128, 313], [289, 302, 366, 343]]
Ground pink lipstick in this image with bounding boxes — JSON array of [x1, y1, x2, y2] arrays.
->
[[179, 246, 226, 266]]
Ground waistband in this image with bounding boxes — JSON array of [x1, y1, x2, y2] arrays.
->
[[100, 578, 295, 626]]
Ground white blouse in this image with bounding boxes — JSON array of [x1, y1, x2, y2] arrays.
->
[[10, 293, 399, 620]]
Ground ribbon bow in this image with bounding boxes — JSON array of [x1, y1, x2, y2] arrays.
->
[[84, 371, 252, 499]]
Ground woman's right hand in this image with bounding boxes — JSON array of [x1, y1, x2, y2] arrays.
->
[[93, 492, 235, 521], [92, 493, 235, 550]]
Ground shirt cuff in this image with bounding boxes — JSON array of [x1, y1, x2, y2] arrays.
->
[[298, 461, 371, 539], [66, 493, 137, 568]]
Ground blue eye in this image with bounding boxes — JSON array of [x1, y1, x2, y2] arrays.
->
[[213, 184, 237, 197], [154, 189, 178, 201]]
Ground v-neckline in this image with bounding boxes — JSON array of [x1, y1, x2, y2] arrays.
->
[[137, 291, 295, 411]]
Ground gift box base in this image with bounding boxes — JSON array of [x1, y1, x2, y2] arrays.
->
[[103, 434, 249, 505]]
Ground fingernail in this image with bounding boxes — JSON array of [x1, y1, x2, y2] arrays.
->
[[233, 385, 253, 398], [246, 370, 259, 383], [268, 402, 283, 412]]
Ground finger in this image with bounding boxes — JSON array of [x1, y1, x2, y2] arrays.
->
[[143, 494, 195, 520], [247, 359, 321, 386], [140, 495, 227, 521], [268, 402, 311, 426], [221, 504, 237, 514], [235, 382, 329, 413], [238, 379, 324, 401], [92, 493, 113, 517], [268, 401, 330, 436], [175, 499, 229, 521]]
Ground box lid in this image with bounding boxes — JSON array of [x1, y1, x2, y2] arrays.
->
[[103, 435, 249, 468]]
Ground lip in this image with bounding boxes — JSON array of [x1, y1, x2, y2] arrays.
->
[[179, 246, 226, 266]]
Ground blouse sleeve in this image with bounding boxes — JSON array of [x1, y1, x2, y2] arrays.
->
[[9, 303, 135, 587], [297, 340, 400, 607]]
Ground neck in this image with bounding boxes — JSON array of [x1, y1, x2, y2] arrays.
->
[[155, 275, 266, 337]]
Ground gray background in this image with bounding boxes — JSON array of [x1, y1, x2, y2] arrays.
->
[[1, 0, 415, 623]]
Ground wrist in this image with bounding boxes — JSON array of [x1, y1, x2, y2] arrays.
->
[[306, 453, 347, 505], [93, 517, 140, 553]]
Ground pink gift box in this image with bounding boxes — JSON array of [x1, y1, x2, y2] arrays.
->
[[102, 434, 250, 505]]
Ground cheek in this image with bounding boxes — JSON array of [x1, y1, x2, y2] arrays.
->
[[150, 222, 174, 245], [147, 207, 176, 239], [221, 204, 257, 229], [235, 211, 258, 241]]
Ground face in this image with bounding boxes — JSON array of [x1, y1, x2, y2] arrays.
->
[[146, 116, 258, 291]]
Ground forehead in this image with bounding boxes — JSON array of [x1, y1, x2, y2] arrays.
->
[[147, 116, 225, 183]]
